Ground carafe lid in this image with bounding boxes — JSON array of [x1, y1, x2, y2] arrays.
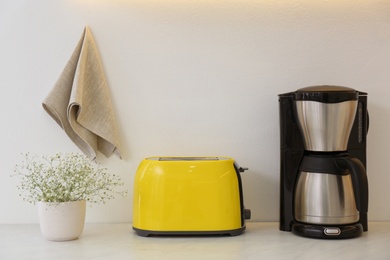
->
[[294, 85, 359, 103]]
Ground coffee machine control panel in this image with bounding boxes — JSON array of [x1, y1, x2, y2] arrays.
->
[[324, 228, 341, 236]]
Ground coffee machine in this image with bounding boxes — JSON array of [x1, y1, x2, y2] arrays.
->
[[279, 85, 369, 239]]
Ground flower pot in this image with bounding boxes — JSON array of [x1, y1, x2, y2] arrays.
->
[[38, 200, 86, 241]]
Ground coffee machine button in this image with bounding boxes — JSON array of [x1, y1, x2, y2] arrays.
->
[[324, 228, 341, 236]]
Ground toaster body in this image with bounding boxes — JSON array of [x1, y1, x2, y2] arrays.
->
[[132, 157, 250, 236]]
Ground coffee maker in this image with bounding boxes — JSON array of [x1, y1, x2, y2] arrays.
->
[[279, 85, 369, 239]]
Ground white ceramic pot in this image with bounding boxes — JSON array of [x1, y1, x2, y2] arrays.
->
[[38, 200, 86, 241]]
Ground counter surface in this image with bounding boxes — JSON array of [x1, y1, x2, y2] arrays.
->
[[1, 222, 389, 259]]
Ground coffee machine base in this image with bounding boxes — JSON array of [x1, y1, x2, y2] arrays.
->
[[292, 223, 363, 239]]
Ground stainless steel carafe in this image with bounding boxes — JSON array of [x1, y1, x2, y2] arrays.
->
[[294, 155, 367, 226]]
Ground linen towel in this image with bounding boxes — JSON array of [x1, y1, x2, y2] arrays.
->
[[42, 26, 121, 161]]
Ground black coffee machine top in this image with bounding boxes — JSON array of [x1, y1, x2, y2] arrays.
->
[[294, 85, 359, 103], [278, 85, 369, 239]]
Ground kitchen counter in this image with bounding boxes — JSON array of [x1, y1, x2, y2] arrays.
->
[[1, 222, 389, 260]]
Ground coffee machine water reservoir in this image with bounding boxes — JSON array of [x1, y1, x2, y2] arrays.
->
[[279, 86, 369, 239]]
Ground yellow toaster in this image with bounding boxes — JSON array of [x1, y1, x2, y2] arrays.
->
[[132, 157, 251, 236]]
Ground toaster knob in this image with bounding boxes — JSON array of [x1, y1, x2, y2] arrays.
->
[[244, 209, 251, 220]]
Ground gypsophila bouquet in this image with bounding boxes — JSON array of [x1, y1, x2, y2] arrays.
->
[[12, 152, 127, 204]]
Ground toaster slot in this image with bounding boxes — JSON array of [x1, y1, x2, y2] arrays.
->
[[156, 157, 220, 161]]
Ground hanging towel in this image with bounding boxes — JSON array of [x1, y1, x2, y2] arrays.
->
[[42, 26, 121, 161]]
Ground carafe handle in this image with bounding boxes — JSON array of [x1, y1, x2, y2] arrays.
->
[[335, 157, 368, 214]]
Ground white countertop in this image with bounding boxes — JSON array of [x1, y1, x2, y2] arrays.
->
[[1, 222, 389, 260]]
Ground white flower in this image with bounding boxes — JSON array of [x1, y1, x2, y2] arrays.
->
[[11, 152, 127, 204]]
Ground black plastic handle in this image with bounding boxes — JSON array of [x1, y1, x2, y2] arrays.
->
[[335, 157, 369, 214], [238, 167, 249, 173]]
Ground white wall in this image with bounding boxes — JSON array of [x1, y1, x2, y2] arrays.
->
[[1, 0, 390, 224]]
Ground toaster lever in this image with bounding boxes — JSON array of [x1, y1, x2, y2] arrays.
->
[[238, 167, 249, 172]]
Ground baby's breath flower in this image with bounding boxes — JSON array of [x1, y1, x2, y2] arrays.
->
[[11, 153, 127, 204]]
